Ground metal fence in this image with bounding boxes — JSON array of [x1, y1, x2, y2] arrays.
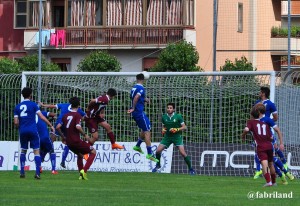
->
[[0, 71, 299, 144]]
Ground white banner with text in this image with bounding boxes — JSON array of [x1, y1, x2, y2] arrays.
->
[[0, 141, 173, 173]]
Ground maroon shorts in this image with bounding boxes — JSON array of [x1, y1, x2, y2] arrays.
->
[[257, 149, 274, 162], [67, 140, 94, 155], [85, 117, 105, 133]]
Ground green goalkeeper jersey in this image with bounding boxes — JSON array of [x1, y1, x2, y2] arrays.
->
[[162, 112, 184, 137]]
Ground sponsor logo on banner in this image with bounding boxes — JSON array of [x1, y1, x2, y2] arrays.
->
[[0, 141, 173, 173], [171, 143, 300, 177], [0, 155, 3, 167]]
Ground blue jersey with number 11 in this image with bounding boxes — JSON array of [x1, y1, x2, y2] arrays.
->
[[130, 84, 145, 113]]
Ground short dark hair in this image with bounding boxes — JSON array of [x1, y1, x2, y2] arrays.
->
[[260, 86, 270, 98], [107, 88, 117, 97], [255, 103, 266, 114], [21, 87, 32, 98], [69, 96, 80, 108], [167, 102, 175, 109], [250, 106, 260, 119], [136, 73, 145, 80]]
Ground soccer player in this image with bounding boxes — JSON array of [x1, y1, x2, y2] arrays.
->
[[84, 88, 124, 149], [241, 106, 279, 187], [127, 73, 158, 162], [253, 87, 288, 179], [152, 103, 196, 175], [255, 103, 294, 183], [40, 100, 86, 168], [37, 110, 58, 175], [14, 87, 55, 179], [56, 97, 96, 180]]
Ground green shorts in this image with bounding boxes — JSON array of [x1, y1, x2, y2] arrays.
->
[[160, 135, 183, 148]]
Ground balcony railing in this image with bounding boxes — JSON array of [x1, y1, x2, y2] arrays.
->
[[65, 27, 184, 47]]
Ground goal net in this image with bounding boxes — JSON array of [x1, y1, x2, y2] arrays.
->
[[21, 71, 298, 176]]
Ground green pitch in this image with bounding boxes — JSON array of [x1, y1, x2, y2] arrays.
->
[[0, 171, 298, 206]]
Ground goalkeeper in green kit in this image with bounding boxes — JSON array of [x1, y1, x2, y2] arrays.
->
[[152, 103, 196, 175]]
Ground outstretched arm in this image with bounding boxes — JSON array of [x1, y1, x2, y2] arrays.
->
[[39, 102, 57, 109], [37, 112, 55, 133]]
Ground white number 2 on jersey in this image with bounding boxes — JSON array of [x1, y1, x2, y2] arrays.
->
[[256, 123, 267, 135], [20, 105, 28, 117], [66, 116, 73, 128]]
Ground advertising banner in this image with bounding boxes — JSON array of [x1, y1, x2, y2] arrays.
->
[[171, 143, 300, 177], [0, 141, 173, 173]]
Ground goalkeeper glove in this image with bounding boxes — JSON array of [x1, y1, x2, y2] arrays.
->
[[169, 128, 180, 134], [162, 128, 167, 136]]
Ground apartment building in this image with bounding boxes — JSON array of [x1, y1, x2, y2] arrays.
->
[[0, 0, 195, 71], [1, 0, 299, 72]]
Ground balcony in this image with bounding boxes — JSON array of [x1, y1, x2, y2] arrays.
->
[[281, 1, 300, 16], [24, 27, 194, 50], [270, 37, 300, 55]]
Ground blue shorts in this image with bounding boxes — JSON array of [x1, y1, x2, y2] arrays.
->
[[40, 136, 54, 153], [19, 131, 40, 150], [132, 112, 151, 132]]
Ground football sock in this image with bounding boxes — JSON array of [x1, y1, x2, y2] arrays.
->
[[264, 172, 271, 183], [184, 156, 192, 170], [136, 138, 143, 147], [255, 154, 261, 171], [274, 164, 283, 177], [34, 155, 41, 176], [108, 132, 116, 144], [275, 148, 287, 164], [155, 153, 161, 166], [84, 153, 96, 173], [146, 146, 152, 155], [50, 153, 56, 171], [40, 151, 46, 162], [271, 173, 276, 184], [77, 156, 83, 172], [20, 152, 26, 175], [61, 145, 69, 164], [274, 157, 288, 173]]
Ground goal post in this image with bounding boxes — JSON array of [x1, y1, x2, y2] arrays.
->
[[21, 71, 277, 176]]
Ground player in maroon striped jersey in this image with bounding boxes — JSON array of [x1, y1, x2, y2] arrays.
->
[[85, 88, 124, 150], [241, 107, 279, 187], [56, 97, 96, 180]]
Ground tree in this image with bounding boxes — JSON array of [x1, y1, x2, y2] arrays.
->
[[18, 54, 60, 72], [78, 50, 121, 72], [0, 57, 20, 74], [151, 40, 202, 72], [220, 56, 256, 71]]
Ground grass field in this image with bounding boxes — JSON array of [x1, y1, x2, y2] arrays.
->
[[0, 171, 298, 206]]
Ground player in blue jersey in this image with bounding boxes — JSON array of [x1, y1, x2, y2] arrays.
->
[[14, 87, 54, 179], [40, 100, 86, 168], [255, 103, 295, 184], [127, 73, 158, 162], [37, 110, 58, 175], [253, 87, 288, 179]]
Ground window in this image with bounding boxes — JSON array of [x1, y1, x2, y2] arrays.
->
[[51, 58, 71, 71], [238, 3, 243, 32], [68, 0, 103, 26], [143, 58, 158, 71], [15, 0, 27, 28], [29, 0, 51, 28], [185, 0, 194, 26]]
